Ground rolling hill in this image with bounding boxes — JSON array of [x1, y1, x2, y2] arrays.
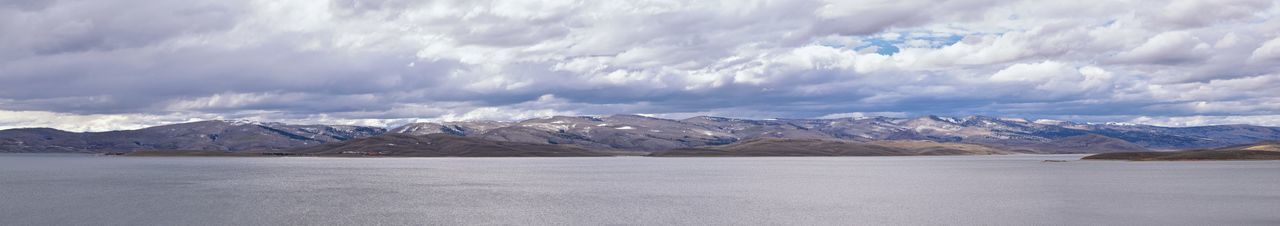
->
[[4, 115, 1280, 155], [289, 134, 612, 157], [0, 120, 384, 153], [649, 138, 1022, 157], [384, 115, 1278, 153]]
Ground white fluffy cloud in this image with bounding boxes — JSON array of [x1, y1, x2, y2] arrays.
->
[[0, 110, 207, 132], [1250, 36, 1280, 62], [2, 0, 1280, 131], [1113, 31, 1212, 64]]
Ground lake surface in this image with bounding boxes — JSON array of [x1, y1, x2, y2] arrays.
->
[[1, 154, 1278, 226]]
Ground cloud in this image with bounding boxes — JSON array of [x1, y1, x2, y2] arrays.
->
[[1129, 115, 1280, 127], [1250, 36, 1280, 63], [818, 112, 911, 119], [1, 0, 1279, 131], [0, 110, 209, 132], [1112, 31, 1212, 64]]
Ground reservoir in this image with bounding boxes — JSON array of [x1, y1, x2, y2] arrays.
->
[[1, 154, 1277, 225]]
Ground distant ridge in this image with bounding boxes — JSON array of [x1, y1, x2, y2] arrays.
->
[[289, 133, 611, 157], [0, 120, 385, 153], [383, 114, 1278, 153], [3, 115, 1280, 154]]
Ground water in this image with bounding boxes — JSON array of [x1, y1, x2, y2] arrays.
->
[[1, 154, 1277, 226]]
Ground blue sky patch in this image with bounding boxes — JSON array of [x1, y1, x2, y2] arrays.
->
[[854, 33, 965, 56]]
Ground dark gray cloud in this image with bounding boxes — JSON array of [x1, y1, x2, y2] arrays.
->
[[1, 0, 1279, 131]]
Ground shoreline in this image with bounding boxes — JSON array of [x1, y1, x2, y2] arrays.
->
[[1081, 150, 1280, 161], [0, 152, 1092, 159]]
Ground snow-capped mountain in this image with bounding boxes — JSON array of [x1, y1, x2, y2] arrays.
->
[[388, 114, 1280, 152], [0, 120, 385, 153], [473, 115, 738, 151], [389, 121, 511, 136], [3, 115, 1278, 153]]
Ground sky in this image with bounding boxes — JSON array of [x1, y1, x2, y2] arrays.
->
[[2, 0, 1280, 132]]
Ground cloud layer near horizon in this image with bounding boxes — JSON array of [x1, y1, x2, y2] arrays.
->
[[2, 0, 1280, 131]]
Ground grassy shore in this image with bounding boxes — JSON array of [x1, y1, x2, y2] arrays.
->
[[1082, 150, 1280, 161]]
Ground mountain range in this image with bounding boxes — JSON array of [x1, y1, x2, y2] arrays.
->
[[0, 120, 384, 153], [3, 115, 1279, 155], [380, 115, 1278, 153], [290, 133, 613, 157]]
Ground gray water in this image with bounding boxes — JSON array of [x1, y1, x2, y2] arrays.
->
[[1, 154, 1277, 226]]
